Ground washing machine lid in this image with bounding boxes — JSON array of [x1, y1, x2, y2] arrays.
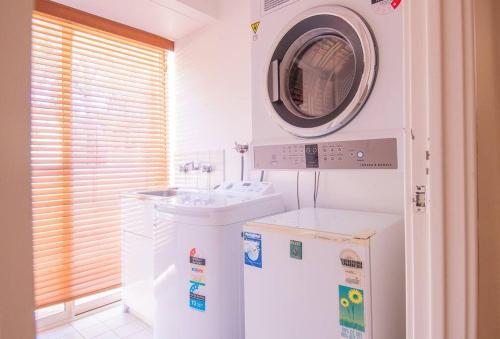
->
[[249, 208, 402, 239], [154, 189, 285, 226], [156, 191, 260, 210], [266, 6, 377, 138]]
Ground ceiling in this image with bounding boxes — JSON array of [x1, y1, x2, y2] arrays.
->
[[53, 0, 219, 40]]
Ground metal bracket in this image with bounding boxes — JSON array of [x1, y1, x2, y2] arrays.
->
[[414, 185, 426, 212]]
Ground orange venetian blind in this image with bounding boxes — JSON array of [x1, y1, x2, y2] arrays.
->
[[31, 11, 169, 308]]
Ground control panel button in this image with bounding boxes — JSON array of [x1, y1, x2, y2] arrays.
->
[[305, 144, 319, 168], [253, 139, 397, 170]]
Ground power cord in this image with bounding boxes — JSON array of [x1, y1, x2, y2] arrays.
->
[[313, 171, 321, 208], [296, 171, 301, 209]]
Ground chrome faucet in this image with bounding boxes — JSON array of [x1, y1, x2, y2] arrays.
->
[[199, 162, 214, 173], [179, 161, 196, 173], [179, 161, 214, 173]]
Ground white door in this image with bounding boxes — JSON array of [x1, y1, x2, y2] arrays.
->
[[404, 1, 477, 339]]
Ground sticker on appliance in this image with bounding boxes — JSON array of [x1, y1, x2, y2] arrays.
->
[[371, 0, 402, 15], [189, 280, 206, 312], [339, 249, 363, 286], [244, 232, 262, 268], [339, 285, 365, 337], [190, 248, 206, 266], [189, 248, 207, 311], [290, 240, 303, 260], [191, 266, 206, 283], [340, 327, 364, 339], [251, 21, 261, 41], [251, 21, 260, 34]]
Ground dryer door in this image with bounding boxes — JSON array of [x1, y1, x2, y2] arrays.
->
[[267, 7, 377, 138]]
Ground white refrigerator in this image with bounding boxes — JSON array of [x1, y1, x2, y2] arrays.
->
[[243, 208, 405, 339]]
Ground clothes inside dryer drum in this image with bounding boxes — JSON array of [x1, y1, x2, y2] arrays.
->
[[286, 35, 356, 119]]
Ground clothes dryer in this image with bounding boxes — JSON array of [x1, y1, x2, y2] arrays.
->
[[251, 0, 404, 171]]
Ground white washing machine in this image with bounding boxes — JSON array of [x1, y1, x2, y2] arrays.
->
[[153, 182, 284, 339], [251, 0, 404, 171]]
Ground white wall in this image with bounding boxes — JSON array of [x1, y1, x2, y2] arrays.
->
[[0, 0, 36, 338], [178, 0, 219, 18], [173, 0, 252, 184], [173, 0, 403, 214]]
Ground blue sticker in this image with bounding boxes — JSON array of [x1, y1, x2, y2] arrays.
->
[[189, 280, 206, 311], [244, 232, 262, 268]]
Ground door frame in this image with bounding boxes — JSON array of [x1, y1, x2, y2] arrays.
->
[[404, 1, 477, 339]]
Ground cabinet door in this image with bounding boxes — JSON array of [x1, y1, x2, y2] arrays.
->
[[121, 197, 154, 237], [122, 230, 154, 324]]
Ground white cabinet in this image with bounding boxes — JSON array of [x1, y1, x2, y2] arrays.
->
[[244, 208, 405, 339], [121, 196, 155, 325]]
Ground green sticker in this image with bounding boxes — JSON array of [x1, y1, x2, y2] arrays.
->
[[290, 240, 302, 260], [339, 285, 365, 332]]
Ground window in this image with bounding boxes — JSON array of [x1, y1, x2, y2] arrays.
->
[[31, 8, 170, 314]]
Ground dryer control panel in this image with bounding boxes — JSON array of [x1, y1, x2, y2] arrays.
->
[[253, 138, 398, 170]]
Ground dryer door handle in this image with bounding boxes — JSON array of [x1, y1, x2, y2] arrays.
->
[[271, 59, 280, 102]]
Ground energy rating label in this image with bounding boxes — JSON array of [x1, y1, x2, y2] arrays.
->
[[189, 248, 207, 312]]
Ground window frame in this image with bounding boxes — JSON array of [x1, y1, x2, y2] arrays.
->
[[36, 290, 121, 332], [32, 1, 172, 330]]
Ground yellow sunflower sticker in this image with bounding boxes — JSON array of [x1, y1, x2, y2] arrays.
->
[[339, 285, 365, 332], [340, 298, 350, 308], [348, 288, 363, 305]]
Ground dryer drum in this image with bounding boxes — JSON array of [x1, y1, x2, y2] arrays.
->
[[267, 9, 378, 137]]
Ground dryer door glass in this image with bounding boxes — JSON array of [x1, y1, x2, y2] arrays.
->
[[267, 11, 377, 137], [284, 35, 356, 120]]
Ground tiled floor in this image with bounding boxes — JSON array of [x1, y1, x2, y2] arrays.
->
[[37, 306, 153, 339]]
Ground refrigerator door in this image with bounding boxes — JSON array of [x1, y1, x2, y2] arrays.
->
[[244, 224, 372, 339]]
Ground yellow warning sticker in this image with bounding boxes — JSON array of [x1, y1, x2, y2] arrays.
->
[[251, 21, 260, 34]]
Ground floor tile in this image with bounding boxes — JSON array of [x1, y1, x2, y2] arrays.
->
[[38, 325, 83, 339], [94, 307, 124, 322], [75, 322, 109, 339], [112, 320, 146, 338], [37, 332, 52, 339], [125, 329, 153, 339], [102, 313, 135, 330], [90, 331, 120, 339], [71, 316, 101, 331], [37, 305, 150, 339], [59, 332, 85, 339]]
